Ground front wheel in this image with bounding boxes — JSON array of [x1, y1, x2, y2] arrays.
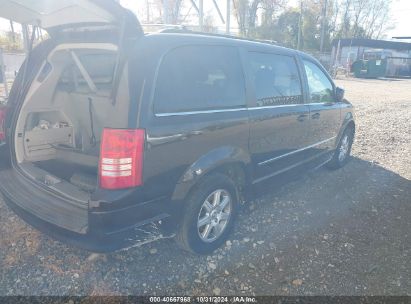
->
[[327, 127, 354, 170], [176, 173, 239, 254]]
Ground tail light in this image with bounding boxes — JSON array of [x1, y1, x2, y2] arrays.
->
[[0, 106, 7, 141], [99, 129, 145, 190]]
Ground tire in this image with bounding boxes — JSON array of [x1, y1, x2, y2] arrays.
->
[[327, 126, 355, 170], [176, 173, 239, 255]]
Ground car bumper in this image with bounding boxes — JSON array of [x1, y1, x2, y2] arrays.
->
[[0, 168, 175, 253]]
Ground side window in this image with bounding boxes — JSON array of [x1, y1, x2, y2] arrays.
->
[[248, 52, 303, 107], [303, 60, 334, 103], [154, 45, 246, 113]]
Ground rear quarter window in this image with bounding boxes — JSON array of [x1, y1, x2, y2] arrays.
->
[[59, 51, 117, 91], [153, 45, 246, 114]]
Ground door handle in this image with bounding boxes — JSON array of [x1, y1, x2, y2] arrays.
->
[[311, 112, 321, 120], [297, 114, 308, 122]]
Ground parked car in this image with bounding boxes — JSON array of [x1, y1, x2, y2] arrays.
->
[[0, 0, 355, 254]]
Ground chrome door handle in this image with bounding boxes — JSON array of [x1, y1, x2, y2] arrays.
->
[[297, 114, 308, 122], [312, 112, 321, 120]]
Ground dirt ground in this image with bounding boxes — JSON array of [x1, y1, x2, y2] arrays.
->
[[0, 78, 410, 296]]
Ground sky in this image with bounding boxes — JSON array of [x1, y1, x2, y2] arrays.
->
[[0, 0, 410, 39], [387, 0, 411, 38]]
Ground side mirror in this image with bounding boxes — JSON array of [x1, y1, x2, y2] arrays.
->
[[335, 87, 345, 102]]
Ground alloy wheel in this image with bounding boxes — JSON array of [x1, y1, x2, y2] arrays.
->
[[197, 189, 232, 243]]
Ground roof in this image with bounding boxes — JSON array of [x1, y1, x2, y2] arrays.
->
[[332, 38, 411, 51], [145, 31, 294, 53], [155, 28, 280, 46], [142, 31, 320, 65]]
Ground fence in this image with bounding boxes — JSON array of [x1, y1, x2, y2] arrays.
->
[[304, 51, 332, 72]]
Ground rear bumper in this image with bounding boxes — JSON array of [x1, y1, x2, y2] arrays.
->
[[0, 168, 89, 233], [0, 168, 176, 252], [4, 195, 174, 252]]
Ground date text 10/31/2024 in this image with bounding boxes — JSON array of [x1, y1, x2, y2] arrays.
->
[[149, 297, 257, 303]]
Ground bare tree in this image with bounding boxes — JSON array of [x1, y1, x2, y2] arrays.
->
[[233, 0, 285, 36], [247, 0, 260, 35], [153, 0, 184, 23], [232, 0, 249, 36], [340, 0, 352, 38], [169, 0, 184, 23], [332, 0, 393, 39], [363, 0, 392, 38], [351, 0, 369, 37], [203, 14, 218, 33]]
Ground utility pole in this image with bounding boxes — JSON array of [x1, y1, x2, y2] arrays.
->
[[297, 0, 303, 50], [9, 20, 15, 42], [320, 0, 328, 52], [199, 0, 204, 31], [226, 0, 231, 34], [22, 24, 30, 56]]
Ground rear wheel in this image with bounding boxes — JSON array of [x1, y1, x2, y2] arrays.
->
[[327, 127, 354, 170], [176, 173, 239, 254]]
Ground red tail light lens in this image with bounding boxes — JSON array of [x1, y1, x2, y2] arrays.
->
[[99, 129, 145, 190], [0, 107, 7, 141]]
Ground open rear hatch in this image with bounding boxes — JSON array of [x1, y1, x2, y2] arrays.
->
[[0, 0, 143, 38], [15, 42, 132, 195], [0, 0, 144, 233]]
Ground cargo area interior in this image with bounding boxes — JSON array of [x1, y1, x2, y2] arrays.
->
[[13, 43, 130, 200]]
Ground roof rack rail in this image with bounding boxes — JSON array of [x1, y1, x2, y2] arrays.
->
[[157, 28, 279, 46]]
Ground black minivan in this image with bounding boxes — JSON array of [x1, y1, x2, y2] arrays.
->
[[0, 0, 355, 254]]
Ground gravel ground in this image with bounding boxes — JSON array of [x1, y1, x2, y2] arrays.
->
[[0, 78, 410, 296]]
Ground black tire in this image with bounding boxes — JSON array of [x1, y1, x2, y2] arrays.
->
[[327, 126, 355, 170], [176, 173, 239, 255]]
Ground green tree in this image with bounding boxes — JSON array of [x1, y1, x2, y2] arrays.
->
[[256, 9, 300, 48], [236, 0, 393, 51], [232, 0, 285, 36]]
